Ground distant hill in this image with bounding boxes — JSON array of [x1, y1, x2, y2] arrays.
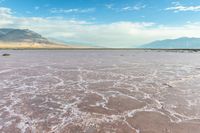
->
[[0, 28, 78, 49], [140, 37, 200, 49], [0, 28, 50, 43]]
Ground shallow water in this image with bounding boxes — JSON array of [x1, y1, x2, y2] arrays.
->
[[0, 50, 200, 133]]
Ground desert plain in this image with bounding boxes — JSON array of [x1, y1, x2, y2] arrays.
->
[[0, 50, 200, 133]]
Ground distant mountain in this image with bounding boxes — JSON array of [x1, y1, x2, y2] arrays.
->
[[140, 37, 200, 49], [0, 28, 78, 49], [48, 38, 100, 48], [0, 28, 50, 43]]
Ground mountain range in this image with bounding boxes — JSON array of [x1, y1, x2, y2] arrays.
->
[[1, 28, 200, 49], [0, 28, 74, 49], [0, 28, 49, 43], [140, 37, 200, 49]]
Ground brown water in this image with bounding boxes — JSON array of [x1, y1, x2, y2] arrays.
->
[[0, 50, 200, 133]]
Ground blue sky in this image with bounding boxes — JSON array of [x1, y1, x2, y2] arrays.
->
[[0, 0, 200, 47]]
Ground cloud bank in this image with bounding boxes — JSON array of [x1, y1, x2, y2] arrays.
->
[[166, 2, 200, 12], [105, 3, 146, 12], [166, 5, 200, 12], [0, 7, 200, 48], [50, 8, 95, 14]]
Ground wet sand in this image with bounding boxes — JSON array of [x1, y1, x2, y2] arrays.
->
[[0, 50, 200, 133]]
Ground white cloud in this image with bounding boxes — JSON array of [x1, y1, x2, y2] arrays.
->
[[171, 1, 181, 6], [0, 7, 13, 26], [1, 7, 200, 48], [0, 7, 12, 16], [121, 5, 146, 11], [105, 3, 146, 12], [50, 8, 95, 14], [105, 4, 114, 9], [166, 5, 200, 12]]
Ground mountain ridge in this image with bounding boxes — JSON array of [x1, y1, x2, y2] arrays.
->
[[0, 28, 50, 43], [0, 28, 78, 49], [140, 37, 200, 49]]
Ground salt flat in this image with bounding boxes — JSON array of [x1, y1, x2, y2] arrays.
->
[[0, 50, 200, 133]]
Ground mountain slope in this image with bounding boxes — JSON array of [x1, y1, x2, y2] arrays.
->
[[0, 28, 73, 48], [140, 37, 200, 49], [0, 28, 50, 43]]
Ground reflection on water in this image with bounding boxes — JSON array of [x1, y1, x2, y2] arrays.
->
[[0, 50, 200, 133]]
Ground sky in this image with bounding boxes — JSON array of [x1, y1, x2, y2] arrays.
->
[[0, 0, 200, 48]]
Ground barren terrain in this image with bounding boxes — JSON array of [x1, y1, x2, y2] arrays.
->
[[0, 50, 200, 133]]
